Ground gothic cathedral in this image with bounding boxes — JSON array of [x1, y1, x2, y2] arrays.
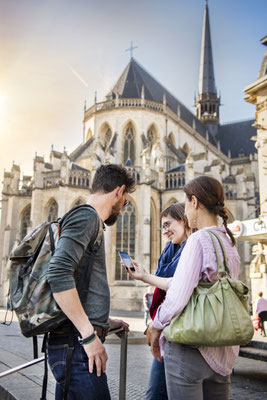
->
[[0, 3, 258, 309]]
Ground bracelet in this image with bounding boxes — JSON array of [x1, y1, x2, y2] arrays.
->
[[79, 331, 97, 346]]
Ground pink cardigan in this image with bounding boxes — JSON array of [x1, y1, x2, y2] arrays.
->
[[153, 226, 240, 376]]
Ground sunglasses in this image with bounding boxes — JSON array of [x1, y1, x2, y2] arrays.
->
[[123, 200, 129, 208]]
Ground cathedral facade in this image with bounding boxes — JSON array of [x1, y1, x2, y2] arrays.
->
[[0, 3, 258, 309]]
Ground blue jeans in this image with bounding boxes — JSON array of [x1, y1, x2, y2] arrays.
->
[[48, 333, 111, 400], [146, 358, 168, 400]]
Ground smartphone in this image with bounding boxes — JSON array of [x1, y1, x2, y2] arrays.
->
[[118, 251, 135, 271]]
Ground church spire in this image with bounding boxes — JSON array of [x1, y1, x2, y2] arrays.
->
[[195, 1, 220, 133]]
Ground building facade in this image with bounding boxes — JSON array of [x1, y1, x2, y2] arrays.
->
[[230, 36, 267, 313], [0, 3, 259, 310]]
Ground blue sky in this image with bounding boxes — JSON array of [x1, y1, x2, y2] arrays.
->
[[0, 0, 266, 186]]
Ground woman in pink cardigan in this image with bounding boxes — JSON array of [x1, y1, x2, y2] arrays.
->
[[128, 176, 240, 400]]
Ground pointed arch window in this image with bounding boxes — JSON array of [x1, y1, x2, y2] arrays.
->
[[123, 124, 135, 164], [168, 132, 175, 146], [20, 206, 31, 239], [147, 128, 155, 147], [104, 128, 112, 146], [100, 125, 112, 148], [48, 200, 58, 222], [115, 201, 136, 281], [86, 128, 92, 141]]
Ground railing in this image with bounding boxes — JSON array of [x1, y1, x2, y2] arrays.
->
[[165, 171, 185, 190], [225, 191, 237, 200], [42, 171, 61, 188], [85, 98, 166, 119], [0, 327, 128, 400], [125, 166, 141, 184], [69, 170, 90, 188], [223, 185, 237, 200], [117, 98, 143, 108], [42, 170, 90, 189], [18, 189, 33, 196]]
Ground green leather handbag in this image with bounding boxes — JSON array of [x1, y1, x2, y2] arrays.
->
[[163, 230, 254, 347]]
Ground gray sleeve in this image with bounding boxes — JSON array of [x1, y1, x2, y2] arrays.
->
[[47, 207, 99, 293]]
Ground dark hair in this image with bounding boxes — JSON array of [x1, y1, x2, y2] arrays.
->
[[258, 292, 263, 298], [161, 202, 189, 232], [91, 164, 136, 194], [184, 175, 235, 245]]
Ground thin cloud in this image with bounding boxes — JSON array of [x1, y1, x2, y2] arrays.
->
[[67, 64, 88, 87]]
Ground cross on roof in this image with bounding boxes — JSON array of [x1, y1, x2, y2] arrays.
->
[[125, 41, 138, 59]]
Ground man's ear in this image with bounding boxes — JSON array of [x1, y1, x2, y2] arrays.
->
[[117, 185, 125, 198], [191, 195, 199, 209]]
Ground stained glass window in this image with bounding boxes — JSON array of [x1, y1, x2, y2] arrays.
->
[[115, 201, 136, 280], [104, 128, 112, 146], [147, 128, 155, 146], [48, 200, 58, 222], [20, 206, 31, 239], [124, 125, 135, 164]]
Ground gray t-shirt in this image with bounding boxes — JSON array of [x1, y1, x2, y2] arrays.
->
[[47, 206, 110, 328]]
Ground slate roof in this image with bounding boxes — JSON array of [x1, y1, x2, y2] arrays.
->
[[69, 137, 94, 162], [44, 163, 53, 170], [216, 120, 256, 158], [106, 58, 217, 146], [71, 54, 258, 162], [166, 164, 185, 173], [71, 163, 90, 172], [51, 150, 63, 159], [223, 174, 236, 184]]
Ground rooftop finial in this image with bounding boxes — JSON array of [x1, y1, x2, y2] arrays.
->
[[125, 41, 138, 59]]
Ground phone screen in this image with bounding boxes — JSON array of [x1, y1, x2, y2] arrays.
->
[[119, 251, 135, 271]]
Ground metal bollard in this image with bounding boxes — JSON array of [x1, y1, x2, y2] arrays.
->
[[107, 326, 128, 400], [119, 329, 128, 400]]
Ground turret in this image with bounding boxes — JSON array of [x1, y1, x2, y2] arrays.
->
[[195, 1, 220, 136]]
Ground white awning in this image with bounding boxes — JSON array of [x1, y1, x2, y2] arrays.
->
[[228, 216, 267, 244]]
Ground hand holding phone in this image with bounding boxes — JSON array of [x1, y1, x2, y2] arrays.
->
[[119, 251, 135, 271]]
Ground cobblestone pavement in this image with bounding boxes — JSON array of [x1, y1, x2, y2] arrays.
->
[[106, 343, 152, 399], [0, 317, 267, 399]]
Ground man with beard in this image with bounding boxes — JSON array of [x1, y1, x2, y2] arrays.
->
[[47, 164, 136, 400]]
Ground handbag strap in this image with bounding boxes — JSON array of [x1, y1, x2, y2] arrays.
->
[[206, 230, 230, 276]]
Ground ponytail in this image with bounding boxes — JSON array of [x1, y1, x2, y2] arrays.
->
[[217, 206, 235, 246]]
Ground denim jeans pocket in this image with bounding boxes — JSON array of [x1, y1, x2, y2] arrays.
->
[[48, 343, 69, 384], [75, 343, 89, 370]]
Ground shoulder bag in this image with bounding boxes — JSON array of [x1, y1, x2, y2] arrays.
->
[[163, 230, 254, 347]]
